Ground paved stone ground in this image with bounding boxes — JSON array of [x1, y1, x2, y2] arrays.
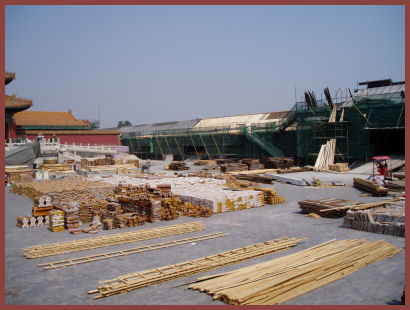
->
[[4, 166, 405, 305]]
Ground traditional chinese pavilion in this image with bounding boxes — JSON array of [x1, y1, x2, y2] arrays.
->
[[5, 71, 120, 144]]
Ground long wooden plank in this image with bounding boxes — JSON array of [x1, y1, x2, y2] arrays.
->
[[88, 237, 305, 299], [23, 221, 205, 259], [188, 239, 401, 305], [38, 232, 228, 270]]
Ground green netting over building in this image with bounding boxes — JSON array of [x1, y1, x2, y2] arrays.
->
[[121, 91, 405, 165]]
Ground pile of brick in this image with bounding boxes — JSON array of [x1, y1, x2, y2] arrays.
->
[[220, 163, 248, 173]]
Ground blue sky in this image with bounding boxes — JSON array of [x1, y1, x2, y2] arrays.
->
[[5, 5, 405, 128]]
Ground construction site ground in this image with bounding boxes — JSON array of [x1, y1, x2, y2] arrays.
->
[[4, 161, 405, 305]]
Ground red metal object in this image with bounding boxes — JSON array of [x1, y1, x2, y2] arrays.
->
[[371, 156, 392, 180]]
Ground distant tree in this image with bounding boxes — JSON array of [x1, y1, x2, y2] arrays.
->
[[117, 120, 132, 128]]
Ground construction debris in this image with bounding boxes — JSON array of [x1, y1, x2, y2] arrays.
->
[[188, 239, 401, 305], [266, 174, 307, 186], [88, 237, 304, 299], [22, 221, 205, 258], [194, 160, 217, 166], [353, 177, 389, 196]]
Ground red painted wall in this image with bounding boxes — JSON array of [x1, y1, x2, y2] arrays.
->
[[9, 121, 17, 139], [25, 134, 120, 145]]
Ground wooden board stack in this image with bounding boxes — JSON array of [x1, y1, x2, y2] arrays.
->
[[328, 163, 349, 172], [23, 221, 206, 258], [263, 157, 294, 169], [220, 163, 248, 173], [48, 210, 65, 232], [298, 198, 360, 218], [88, 237, 304, 299], [168, 161, 189, 171], [241, 158, 264, 170], [353, 177, 389, 196], [314, 139, 336, 171], [188, 239, 402, 305]]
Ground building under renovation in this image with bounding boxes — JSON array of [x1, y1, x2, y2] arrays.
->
[[121, 79, 405, 165]]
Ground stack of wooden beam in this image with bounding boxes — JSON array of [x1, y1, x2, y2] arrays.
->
[[353, 177, 389, 196], [168, 161, 189, 171], [328, 163, 349, 172], [263, 157, 294, 169], [187, 239, 402, 305], [298, 198, 360, 218], [220, 163, 248, 173], [241, 158, 264, 170], [194, 160, 217, 166], [48, 210, 65, 232], [314, 139, 336, 171]]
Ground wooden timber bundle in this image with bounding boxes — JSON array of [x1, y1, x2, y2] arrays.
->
[[161, 198, 181, 221], [344, 204, 405, 237], [250, 187, 285, 205], [188, 239, 402, 305], [220, 163, 248, 173], [353, 177, 389, 196], [88, 237, 304, 299], [180, 202, 213, 218], [23, 221, 206, 259], [168, 161, 189, 171], [298, 198, 360, 218], [48, 210, 65, 232], [263, 157, 294, 169], [240, 158, 264, 170], [234, 174, 273, 184], [194, 160, 217, 166], [11, 178, 115, 201]]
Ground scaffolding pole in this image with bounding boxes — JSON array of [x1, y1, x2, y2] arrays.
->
[[163, 136, 173, 155], [199, 134, 212, 160], [154, 135, 164, 160], [173, 136, 185, 160], [210, 133, 222, 156], [189, 134, 200, 159]]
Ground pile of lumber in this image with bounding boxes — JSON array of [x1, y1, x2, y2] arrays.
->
[[234, 174, 273, 184], [353, 177, 388, 196], [241, 158, 264, 170], [168, 161, 189, 171], [300, 197, 400, 218], [249, 187, 285, 205], [11, 178, 115, 201], [23, 221, 206, 258], [17, 215, 48, 228], [314, 139, 336, 170], [5, 165, 34, 184], [187, 239, 402, 305], [194, 160, 217, 166], [344, 202, 405, 237], [298, 198, 360, 218], [38, 232, 228, 270], [263, 157, 294, 169], [48, 210, 65, 232], [328, 163, 349, 172], [220, 163, 248, 173], [88, 237, 304, 299]]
